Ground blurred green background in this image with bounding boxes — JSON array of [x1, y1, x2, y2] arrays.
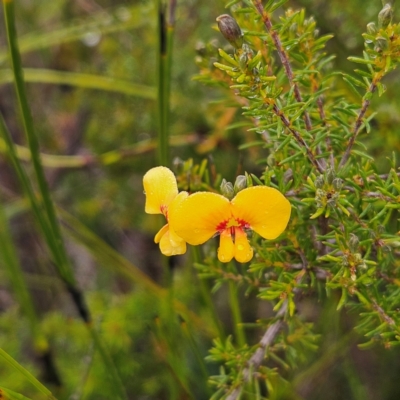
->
[[0, 0, 399, 399]]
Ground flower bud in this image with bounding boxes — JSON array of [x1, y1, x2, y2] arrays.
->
[[220, 178, 235, 199], [267, 153, 276, 167], [326, 168, 336, 185], [173, 157, 184, 172], [332, 178, 343, 191], [315, 175, 325, 189], [376, 36, 389, 51], [381, 0, 395, 7], [234, 175, 247, 193], [378, 3, 393, 28], [216, 14, 244, 49], [366, 22, 377, 35], [349, 234, 359, 253]]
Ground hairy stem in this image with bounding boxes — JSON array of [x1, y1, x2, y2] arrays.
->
[[253, 0, 313, 132], [339, 82, 377, 169], [226, 302, 287, 400], [272, 104, 324, 173]]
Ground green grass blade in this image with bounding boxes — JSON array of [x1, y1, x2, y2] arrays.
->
[[0, 114, 61, 267], [0, 5, 147, 64], [0, 387, 34, 400], [0, 69, 156, 99], [3, 5, 128, 398], [0, 201, 45, 351], [3, 0, 74, 284], [59, 208, 215, 336], [0, 349, 55, 399]]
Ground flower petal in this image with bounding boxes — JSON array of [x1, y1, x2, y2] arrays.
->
[[231, 186, 291, 239], [159, 229, 187, 256], [154, 224, 169, 244], [218, 230, 234, 263], [172, 192, 230, 245], [143, 166, 178, 214], [234, 228, 253, 263]]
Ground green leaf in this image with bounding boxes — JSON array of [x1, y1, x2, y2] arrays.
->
[[347, 56, 375, 65], [0, 349, 54, 399]]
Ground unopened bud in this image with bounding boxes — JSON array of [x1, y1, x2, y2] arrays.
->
[[376, 36, 389, 50], [267, 153, 276, 167], [332, 178, 343, 191], [349, 234, 359, 253], [326, 168, 336, 185], [220, 178, 235, 199], [382, 0, 395, 7], [366, 22, 377, 35], [216, 14, 244, 49], [173, 157, 184, 172], [315, 175, 325, 189], [378, 4, 393, 28], [234, 175, 247, 193]]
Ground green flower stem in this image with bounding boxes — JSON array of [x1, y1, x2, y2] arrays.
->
[[157, 0, 176, 166], [88, 327, 128, 400], [192, 247, 225, 340], [227, 273, 245, 347]]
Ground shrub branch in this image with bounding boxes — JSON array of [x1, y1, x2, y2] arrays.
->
[[253, 0, 313, 132]]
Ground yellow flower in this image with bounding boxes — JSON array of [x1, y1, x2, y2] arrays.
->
[[171, 186, 291, 263], [143, 166, 188, 256]]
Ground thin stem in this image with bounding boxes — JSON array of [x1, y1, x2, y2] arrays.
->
[[226, 302, 287, 400], [156, 0, 176, 166], [192, 247, 226, 340], [3, 4, 127, 397], [339, 82, 377, 169], [228, 278, 246, 347], [253, 0, 312, 132], [3, 0, 74, 284], [0, 114, 60, 265], [88, 326, 128, 400], [272, 104, 324, 173], [0, 201, 40, 343]]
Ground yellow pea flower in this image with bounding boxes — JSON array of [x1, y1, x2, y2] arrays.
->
[[170, 186, 291, 263], [143, 166, 188, 256]]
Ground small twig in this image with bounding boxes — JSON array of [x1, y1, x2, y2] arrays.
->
[[226, 303, 287, 400], [371, 300, 395, 326], [272, 104, 324, 173], [339, 82, 377, 169], [253, 0, 313, 132]]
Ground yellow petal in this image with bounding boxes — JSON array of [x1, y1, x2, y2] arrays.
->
[[154, 224, 169, 243], [233, 228, 253, 263], [168, 191, 189, 221], [143, 166, 178, 214], [159, 229, 187, 256], [172, 192, 231, 245], [231, 186, 291, 239], [218, 230, 234, 263]]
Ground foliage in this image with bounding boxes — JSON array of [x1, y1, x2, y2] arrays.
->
[[0, 0, 399, 400]]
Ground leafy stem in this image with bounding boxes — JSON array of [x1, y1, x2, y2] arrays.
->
[[339, 82, 377, 169], [252, 0, 313, 132], [271, 104, 324, 173]]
